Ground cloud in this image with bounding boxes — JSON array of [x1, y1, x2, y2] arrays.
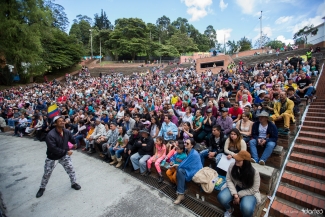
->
[[253, 26, 273, 41], [317, 1, 325, 16], [275, 16, 293, 24], [291, 15, 324, 34], [276, 35, 294, 45], [216, 28, 232, 43], [235, 0, 256, 14], [181, 0, 213, 21], [219, 0, 228, 11]]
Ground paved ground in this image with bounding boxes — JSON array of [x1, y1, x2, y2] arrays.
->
[[0, 134, 195, 217]]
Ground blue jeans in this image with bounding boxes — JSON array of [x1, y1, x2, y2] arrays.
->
[[296, 86, 315, 97], [8, 119, 17, 127], [249, 139, 276, 162], [217, 187, 257, 217], [200, 148, 216, 166], [109, 147, 124, 158], [176, 167, 187, 194], [74, 135, 84, 147]]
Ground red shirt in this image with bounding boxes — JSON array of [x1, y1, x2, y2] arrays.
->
[[228, 107, 243, 118]]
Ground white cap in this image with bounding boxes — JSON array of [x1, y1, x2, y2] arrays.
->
[[53, 116, 63, 123]]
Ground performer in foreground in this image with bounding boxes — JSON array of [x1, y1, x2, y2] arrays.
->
[[36, 116, 81, 198]]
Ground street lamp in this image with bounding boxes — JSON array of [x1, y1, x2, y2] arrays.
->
[[89, 29, 93, 59]]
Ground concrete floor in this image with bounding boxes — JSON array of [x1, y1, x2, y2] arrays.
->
[[0, 134, 195, 217]]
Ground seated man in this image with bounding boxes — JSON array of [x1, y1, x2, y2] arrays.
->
[[249, 111, 278, 165], [287, 87, 301, 116], [228, 102, 243, 127], [296, 72, 315, 99], [122, 114, 135, 136], [88, 119, 106, 154], [158, 115, 178, 143], [130, 129, 154, 175], [199, 125, 226, 166], [216, 108, 233, 136], [271, 91, 295, 133], [197, 108, 216, 142]]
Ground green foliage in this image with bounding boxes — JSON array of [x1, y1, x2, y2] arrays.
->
[[238, 37, 252, 51], [293, 25, 318, 44], [266, 40, 285, 49], [204, 25, 217, 48], [254, 34, 270, 48], [167, 31, 199, 54], [0, 0, 84, 85], [94, 9, 113, 30], [107, 18, 148, 60]]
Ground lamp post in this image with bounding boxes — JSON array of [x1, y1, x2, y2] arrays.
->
[[89, 29, 93, 59]]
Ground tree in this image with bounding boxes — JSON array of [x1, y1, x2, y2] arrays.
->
[[156, 15, 171, 32], [293, 25, 318, 44], [266, 40, 284, 49], [171, 17, 189, 33], [107, 18, 148, 60], [254, 34, 270, 48], [155, 44, 180, 57], [94, 9, 113, 30], [226, 40, 239, 54], [167, 31, 198, 54], [204, 25, 217, 48], [0, 0, 52, 82], [69, 16, 92, 50], [45, 0, 69, 31], [74, 14, 92, 25], [238, 37, 252, 51]]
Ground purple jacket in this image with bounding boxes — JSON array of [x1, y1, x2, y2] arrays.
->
[[171, 115, 179, 127]]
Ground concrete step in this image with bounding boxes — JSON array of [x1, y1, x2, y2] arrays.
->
[[302, 120, 325, 128], [290, 152, 325, 167], [293, 143, 325, 157], [300, 125, 325, 133], [305, 112, 325, 117], [281, 171, 325, 196], [299, 130, 325, 140], [296, 136, 325, 147], [304, 116, 325, 122], [270, 197, 312, 217], [276, 184, 325, 211], [286, 160, 325, 181]]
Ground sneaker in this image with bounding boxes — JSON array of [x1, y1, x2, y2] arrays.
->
[[71, 183, 81, 190], [145, 170, 151, 177], [36, 188, 45, 198], [250, 158, 256, 163], [224, 208, 234, 217], [158, 176, 164, 183], [259, 160, 265, 166]]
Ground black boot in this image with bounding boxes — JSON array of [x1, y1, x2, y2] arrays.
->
[[158, 175, 164, 183], [145, 169, 151, 177], [36, 188, 45, 198]]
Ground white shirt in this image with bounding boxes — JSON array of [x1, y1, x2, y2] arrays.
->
[[258, 124, 268, 138]]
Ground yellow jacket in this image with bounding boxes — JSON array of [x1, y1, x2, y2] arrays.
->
[[273, 98, 295, 121]]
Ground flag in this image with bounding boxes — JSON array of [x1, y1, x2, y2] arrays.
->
[[48, 104, 60, 118]]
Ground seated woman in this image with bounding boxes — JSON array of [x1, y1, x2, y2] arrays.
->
[[174, 138, 202, 205], [217, 150, 261, 217], [178, 122, 194, 143], [223, 128, 247, 163], [73, 120, 88, 149], [145, 136, 166, 183], [14, 114, 28, 137], [236, 112, 253, 143], [166, 142, 187, 187], [239, 94, 251, 109], [82, 124, 96, 152], [109, 126, 129, 167]]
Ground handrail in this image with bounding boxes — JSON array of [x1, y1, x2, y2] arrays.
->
[[263, 62, 324, 217]]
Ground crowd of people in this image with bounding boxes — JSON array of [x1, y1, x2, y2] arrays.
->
[[0, 53, 320, 217]]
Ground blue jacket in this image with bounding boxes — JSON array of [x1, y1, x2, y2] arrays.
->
[[178, 149, 203, 182], [251, 121, 278, 143]]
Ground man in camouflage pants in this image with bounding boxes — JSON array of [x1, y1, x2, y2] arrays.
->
[[36, 116, 81, 198]]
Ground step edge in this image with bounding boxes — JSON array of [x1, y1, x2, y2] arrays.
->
[[279, 183, 325, 201], [282, 170, 325, 189], [271, 197, 312, 216]]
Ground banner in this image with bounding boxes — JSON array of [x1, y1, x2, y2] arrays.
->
[[48, 104, 60, 118]]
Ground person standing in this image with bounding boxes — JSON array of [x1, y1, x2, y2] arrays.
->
[[36, 116, 81, 198]]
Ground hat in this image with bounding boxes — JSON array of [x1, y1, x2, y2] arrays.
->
[[53, 116, 63, 123], [233, 150, 251, 161], [221, 108, 228, 112], [139, 129, 150, 134], [258, 90, 266, 95], [206, 108, 212, 113], [143, 120, 151, 125], [257, 111, 270, 117]]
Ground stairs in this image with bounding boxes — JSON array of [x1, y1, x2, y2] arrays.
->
[[270, 64, 325, 216]]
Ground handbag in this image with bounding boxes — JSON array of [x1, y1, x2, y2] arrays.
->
[[68, 142, 74, 150]]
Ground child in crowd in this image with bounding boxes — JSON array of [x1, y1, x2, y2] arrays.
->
[[166, 142, 187, 187], [145, 137, 166, 183], [82, 123, 95, 152]]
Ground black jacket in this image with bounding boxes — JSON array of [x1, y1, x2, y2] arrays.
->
[[132, 135, 154, 156], [208, 132, 226, 154], [126, 134, 142, 151], [45, 128, 76, 160]]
